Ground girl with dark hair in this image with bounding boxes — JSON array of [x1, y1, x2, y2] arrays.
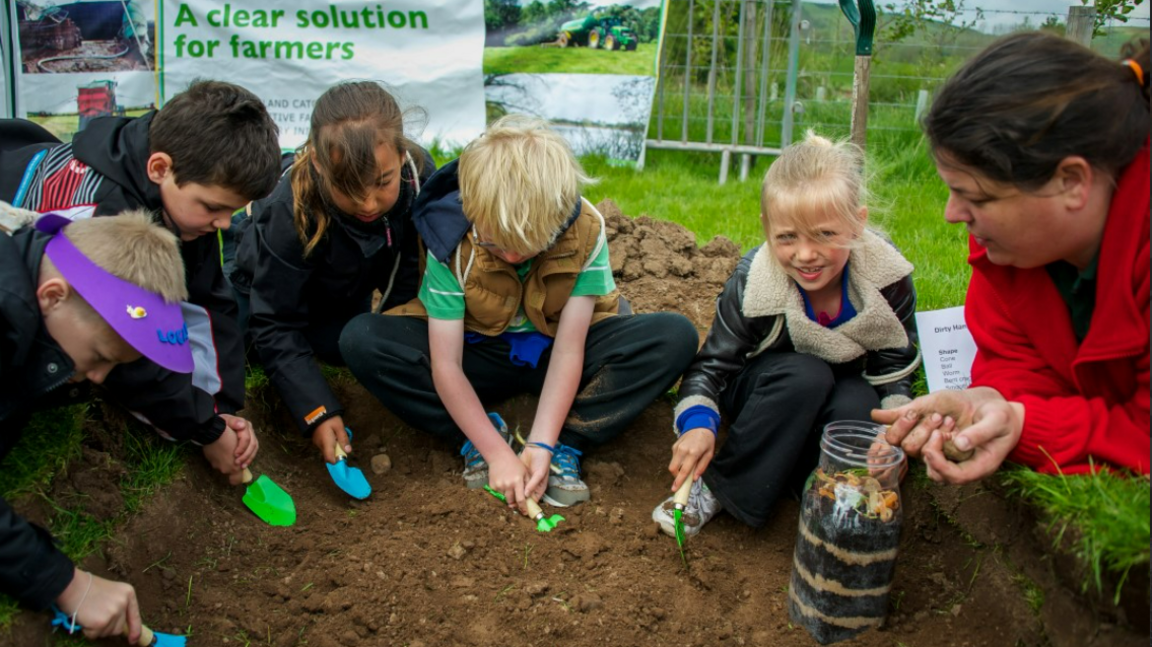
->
[[877, 32, 1150, 483], [230, 81, 434, 464]]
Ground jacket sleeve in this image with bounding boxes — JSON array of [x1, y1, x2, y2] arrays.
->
[[967, 270, 1151, 474], [100, 235, 242, 446], [0, 497, 75, 610], [865, 274, 921, 409], [676, 252, 765, 425], [245, 199, 344, 435], [378, 146, 437, 312]]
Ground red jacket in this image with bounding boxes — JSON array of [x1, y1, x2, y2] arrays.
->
[[965, 147, 1150, 475]]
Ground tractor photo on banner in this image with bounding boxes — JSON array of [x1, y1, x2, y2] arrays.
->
[[483, 0, 665, 163], [155, 1, 488, 150], [6, 0, 155, 140]]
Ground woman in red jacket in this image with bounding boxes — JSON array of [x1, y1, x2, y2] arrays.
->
[[876, 32, 1150, 483]]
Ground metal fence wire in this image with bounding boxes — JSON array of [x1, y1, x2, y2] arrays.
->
[[645, 0, 1150, 183]]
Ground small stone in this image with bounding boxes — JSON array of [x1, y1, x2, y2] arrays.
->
[[370, 454, 392, 474], [447, 542, 468, 560], [573, 592, 603, 612], [525, 581, 550, 598]]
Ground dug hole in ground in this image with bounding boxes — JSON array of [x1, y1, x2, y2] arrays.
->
[[6, 200, 1148, 647]]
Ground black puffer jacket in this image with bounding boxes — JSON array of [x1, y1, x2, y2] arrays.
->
[[0, 228, 89, 610], [230, 148, 434, 434], [676, 230, 920, 425]]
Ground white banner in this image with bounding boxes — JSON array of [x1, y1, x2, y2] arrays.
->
[[915, 306, 977, 393], [157, 1, 487, 150], [7, 0, 156, 139]]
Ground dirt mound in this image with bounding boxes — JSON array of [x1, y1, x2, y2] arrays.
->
[[4, 207, 1147, 647], [600, 199, 741, 329]]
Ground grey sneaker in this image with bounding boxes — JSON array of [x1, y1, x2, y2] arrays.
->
[[652, 479, 722, 538], [542, 443, 590, 507], [461, 412, 512, 489]]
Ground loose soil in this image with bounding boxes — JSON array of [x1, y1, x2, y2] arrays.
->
[[4, 201, 1147, 647]]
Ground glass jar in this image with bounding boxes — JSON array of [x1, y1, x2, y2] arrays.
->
[[787, 421, 905, 644]]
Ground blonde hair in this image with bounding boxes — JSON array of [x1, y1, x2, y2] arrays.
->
[[458, 115, 594, 255], [760, 131, 867, 243], [42, 210, 188, 303]]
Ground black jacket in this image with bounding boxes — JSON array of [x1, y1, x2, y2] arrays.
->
[[677, 231, 921, 425], [230, 149, 433, 434], [0, 114, 244, 444], [0, 229, 87, 610]]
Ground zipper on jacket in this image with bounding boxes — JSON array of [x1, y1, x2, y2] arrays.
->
[[384, 216, 392, 248]]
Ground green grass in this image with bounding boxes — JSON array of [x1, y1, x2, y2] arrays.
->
[[483, 43, 658, 76], [0, 408, 189, 630], [1001, 465, 1151, 604]]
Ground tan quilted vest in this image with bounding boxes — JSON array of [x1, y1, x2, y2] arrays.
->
[[388, 198, 619, 337]]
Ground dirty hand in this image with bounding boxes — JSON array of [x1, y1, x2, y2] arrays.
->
[[922, 399, 1024, 485], [54, 568, 141, 642], [669, 428, 715, 491], [872, 387, 1007, 458], [490, 454, 530, 516], [311, 416, 350, 465], [202, 427, 247, 485], [520, 444, 553, 503], [219, 413, 258, 468]]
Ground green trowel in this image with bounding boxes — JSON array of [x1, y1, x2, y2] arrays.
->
[[484, 485, 565, 532], [241, 468, 297, 526], [671, 477, 693, 567]]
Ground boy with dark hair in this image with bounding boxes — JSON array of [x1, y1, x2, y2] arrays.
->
[[0, 209, 220, 643], [0, 80, 281, 483]]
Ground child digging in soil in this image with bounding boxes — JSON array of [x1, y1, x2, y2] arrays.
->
[[0, 80, 282, 485], [341, 115, 699, 514], [0, 209, 193, 643], [652, 132, 920, 537], [228, 81, 434, 466]]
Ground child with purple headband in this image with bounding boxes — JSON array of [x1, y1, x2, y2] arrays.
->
[[0, 207, 197, 643]]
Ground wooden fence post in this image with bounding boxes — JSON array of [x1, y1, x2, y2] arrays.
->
[[1066, 5, 1096, 47]]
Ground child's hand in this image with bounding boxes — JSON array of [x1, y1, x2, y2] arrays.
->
[[202, 428, 246, 485], [311, 416, 350, 465], [54, 568, 141, 642], [219, 414, 258, 468], [520, 445, 552, 503], [922, 399, 1024, 484], [669, 428, 716, 491], [873, 387, 1006, 458], [489, 454, 530, 515]]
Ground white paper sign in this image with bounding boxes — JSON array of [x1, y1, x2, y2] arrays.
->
[[915, 306, 977, 393], [157, 1, 488, 150]]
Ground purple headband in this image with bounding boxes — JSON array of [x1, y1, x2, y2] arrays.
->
[[37, 213, 193, 374]]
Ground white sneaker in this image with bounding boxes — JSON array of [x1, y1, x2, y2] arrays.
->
[[651, 479, 722, 538]]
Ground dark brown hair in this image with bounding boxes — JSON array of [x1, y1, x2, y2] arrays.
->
[[150, 80, 281, 200], [291, 81, 417, 257], [924, 32, 1150, 190]]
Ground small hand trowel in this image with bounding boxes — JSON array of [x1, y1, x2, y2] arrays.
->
[[50, 606, 186, 646], [672, 477, 693, 567], [241, 468, 296, 527], [325, 427, 371, 499], [484, 486, 565, 532]]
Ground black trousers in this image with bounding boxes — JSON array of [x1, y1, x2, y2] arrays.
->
[[339, 313, 699, 451], [704, 351, 880, 528]]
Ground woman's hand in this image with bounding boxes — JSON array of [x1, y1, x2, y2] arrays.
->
[[669, 428, 716, 491], [311, 416, 350, 464], [922, 399, 1025, 484], [873, 387, 1006, 457]]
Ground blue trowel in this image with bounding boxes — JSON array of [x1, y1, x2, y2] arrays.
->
[[326, 427, 371, 499]]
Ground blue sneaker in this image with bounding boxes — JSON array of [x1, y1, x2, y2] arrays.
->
[[461, 413, 511, 489], [543, 443, 590, 507]]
